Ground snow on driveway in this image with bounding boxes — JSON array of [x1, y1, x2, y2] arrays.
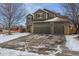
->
[[0, 47, 55, 56], [0, 47, 39, 56], [0, 33, 30, 43], [65, 35, 79, 51]]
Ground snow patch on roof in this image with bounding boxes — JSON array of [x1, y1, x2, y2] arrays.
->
[[45, 17, 68, 22]]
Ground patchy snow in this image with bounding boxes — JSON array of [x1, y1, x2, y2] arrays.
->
[[52, 45, 62, 55], [45, 17, 68, 22], [0, 47, 39, 56], [31, 45, 46, 48], [65, 35, 79, 51], [0, 47, 56, 56], [0, 33, 30, 43]]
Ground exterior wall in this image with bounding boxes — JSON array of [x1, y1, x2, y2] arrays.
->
[[50, 22, 71, 35], [64, 23, 77, 35], [26, 15, 33, 32], [68, 24, 77, 34], [31, 21, 76, 35], [50, 22, 54, 34], [32, 22, 69, 35], [72, 25, 77, 34], [31, 23, 34, 33], [48, 13, 55, 19], [33, 10, 47, 21], [64, 23, 70, 35], [32, 22, 50, 34], [27, 15, 33, 26], [27, 25, 32, 32], [33, 9, 56, 21]]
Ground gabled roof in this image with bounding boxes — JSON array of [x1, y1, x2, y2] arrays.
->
[[27, 14, 33, 17], [33, 9, 46, 14], [33, 9, 58, 15], [43, 9, 58, 14]]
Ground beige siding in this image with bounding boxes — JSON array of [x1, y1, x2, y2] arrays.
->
[[33, 10, 47, 21], [64, 23, 70, 35], [50, 22, 54, 34], [31, 23, 33, 33]]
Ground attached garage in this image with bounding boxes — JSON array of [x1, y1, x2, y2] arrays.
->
[[50, 22, 69, 35], [31, 17, 76, 35], [54, 22, 64, 35], [32, 22, 50, 34]]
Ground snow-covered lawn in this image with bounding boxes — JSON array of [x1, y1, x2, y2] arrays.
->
[[65, 35, 79, 51], [0, 33, 30, 43]]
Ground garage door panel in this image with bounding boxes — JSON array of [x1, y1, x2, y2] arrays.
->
[[54, 23, 64, 35]]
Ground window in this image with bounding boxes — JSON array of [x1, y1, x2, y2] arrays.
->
[[36, 13, 43, 19]]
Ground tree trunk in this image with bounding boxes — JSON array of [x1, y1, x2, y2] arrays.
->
[[8, 22, 11, 35], [74, 24, 79, 34]]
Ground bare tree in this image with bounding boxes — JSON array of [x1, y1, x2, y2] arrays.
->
[[0, 3, 27, 34], [61, 3, 79, 33]]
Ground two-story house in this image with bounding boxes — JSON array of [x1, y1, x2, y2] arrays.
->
[[26, 9, 76, 35], [26, 9, 59, 32]]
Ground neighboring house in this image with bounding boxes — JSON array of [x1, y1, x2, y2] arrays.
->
[[26, 9, 76, 35], [10, 26, 20, 32], [10, 26, 26, 33]]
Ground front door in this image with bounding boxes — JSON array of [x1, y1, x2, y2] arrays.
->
[[54, 23, 64, 35]]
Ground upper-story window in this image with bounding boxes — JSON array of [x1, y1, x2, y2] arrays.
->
[[27, 16, 33, 21], [36, 13, 43, 19], [28, 17, 31, 20]]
